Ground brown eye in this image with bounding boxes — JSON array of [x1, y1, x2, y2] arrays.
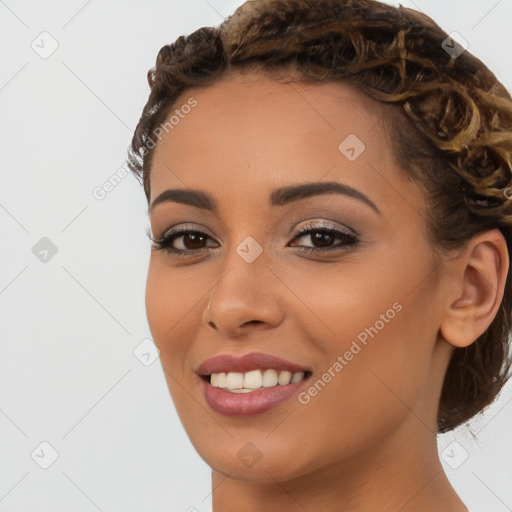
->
[[289, 223, 359, 254], [151, 228, 218, 257]]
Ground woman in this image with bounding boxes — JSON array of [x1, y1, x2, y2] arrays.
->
[[128, 0, 512, 510]]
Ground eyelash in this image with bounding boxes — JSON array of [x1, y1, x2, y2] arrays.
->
[[150, 222, 359, 258]]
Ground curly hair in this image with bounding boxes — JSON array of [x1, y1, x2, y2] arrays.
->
[[127, 0, 512, 433]]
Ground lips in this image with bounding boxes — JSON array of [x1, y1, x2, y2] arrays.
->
[[195, 351, 312, 376], [199, 376, 310, 416]]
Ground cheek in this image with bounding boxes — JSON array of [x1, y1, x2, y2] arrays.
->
[[145, 261, 203, 412], [146, 258, 186, 329], [145, 260, 199, 359], [292, 260, 436, 431], [292, 318, 431, 469], [145, 263, 171, 345]]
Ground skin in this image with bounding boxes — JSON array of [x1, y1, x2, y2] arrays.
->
[[145, 71, 508, 512]]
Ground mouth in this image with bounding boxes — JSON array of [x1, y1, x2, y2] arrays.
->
[[200, 369, 313, 393], [195, 351, 313, 416]]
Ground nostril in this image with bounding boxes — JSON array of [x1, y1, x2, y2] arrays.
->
[[243, 320, 263, 327]]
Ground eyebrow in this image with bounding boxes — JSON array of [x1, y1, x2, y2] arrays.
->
[[149, 181, 381, 215]]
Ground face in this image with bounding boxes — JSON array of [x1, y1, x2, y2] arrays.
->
[[146, 72, 454, 483]]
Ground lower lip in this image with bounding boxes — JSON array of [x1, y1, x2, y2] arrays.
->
[[199, 376, 309, 416]]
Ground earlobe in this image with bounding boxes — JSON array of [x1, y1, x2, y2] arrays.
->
[[440, 228, 509, 348]]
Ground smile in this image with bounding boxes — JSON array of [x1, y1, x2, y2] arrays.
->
[[208, 369, 308, 392], [196, 351, 313, 416]]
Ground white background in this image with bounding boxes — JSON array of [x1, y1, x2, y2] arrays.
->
[[0, 1, 511, 511]]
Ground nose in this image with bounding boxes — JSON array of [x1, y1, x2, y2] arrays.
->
[[202, 249, 284, 338]]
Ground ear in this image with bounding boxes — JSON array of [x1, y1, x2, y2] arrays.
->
[[440, 228, 509, 348]]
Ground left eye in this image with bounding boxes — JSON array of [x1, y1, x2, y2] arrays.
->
[[151, 224, 359, 257], [290, 226, 358, 253]]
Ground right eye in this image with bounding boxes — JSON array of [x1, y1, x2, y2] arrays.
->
[[151, 228, 218, 257]]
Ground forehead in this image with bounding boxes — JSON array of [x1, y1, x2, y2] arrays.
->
[[149, 72, 413, 212]]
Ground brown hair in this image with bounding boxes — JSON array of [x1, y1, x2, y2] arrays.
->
[[128, 0, 512, 433]]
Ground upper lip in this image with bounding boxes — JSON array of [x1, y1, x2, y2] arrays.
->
[[196, 352, 312, 376]]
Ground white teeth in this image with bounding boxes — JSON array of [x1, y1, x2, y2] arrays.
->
[[278, 370, 292, 385], [262, 369, 278, 387], [291, 371, 305, 383], [226, 372, 244, 389], [217, 372, 227, 388], [244, 369, 263, 389], [209, 369, 308, 392]]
